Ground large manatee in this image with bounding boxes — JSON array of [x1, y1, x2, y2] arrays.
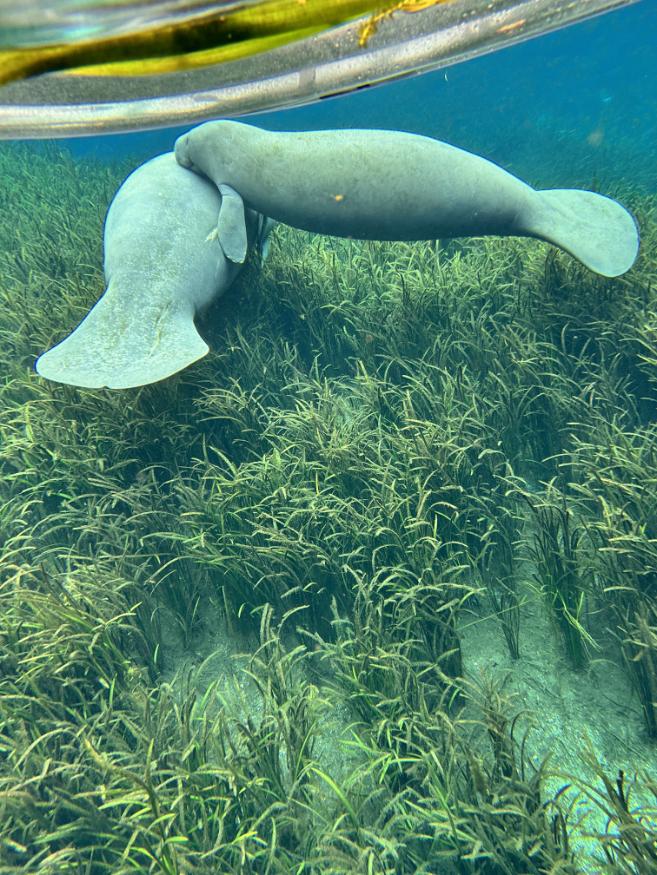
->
[[36, 152, 273, 389], [175, 121, 638, 278]]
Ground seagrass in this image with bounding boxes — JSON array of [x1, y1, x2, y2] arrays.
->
[[0, 141, 655, 873]]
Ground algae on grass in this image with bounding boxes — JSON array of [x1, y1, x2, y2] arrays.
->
[[1, 141, 657, 872]]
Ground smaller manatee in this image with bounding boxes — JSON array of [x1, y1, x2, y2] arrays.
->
[[36, 152, 273, 390], [175, 121, 639, 278]]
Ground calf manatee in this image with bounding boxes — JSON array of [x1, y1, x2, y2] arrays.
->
[[36, 152, 273, 390], [175, 121, 639, 278]]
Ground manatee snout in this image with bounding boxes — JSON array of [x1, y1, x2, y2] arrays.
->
[[174, 133, 194, 169], [175, 123, 226, 175]]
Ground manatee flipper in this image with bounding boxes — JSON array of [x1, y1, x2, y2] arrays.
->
[[214, 184, 248, 264], [526, 189, 639, 278], [258, 216, 277, 261], [35, 282, 208, 390]]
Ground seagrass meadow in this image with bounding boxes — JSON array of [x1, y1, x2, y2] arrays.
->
[[1, 140, 657, 875]]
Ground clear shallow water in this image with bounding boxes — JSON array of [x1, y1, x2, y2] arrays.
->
[[66, 1, 656, 189], [1, 3, 656, 873]]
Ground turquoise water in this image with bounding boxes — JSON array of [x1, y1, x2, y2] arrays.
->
[[1, 3, 656, 873], [68, 2, 656, 190]]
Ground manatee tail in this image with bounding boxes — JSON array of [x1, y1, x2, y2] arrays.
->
[[35, 282, 208, 389], [526, 189, 639, 277]]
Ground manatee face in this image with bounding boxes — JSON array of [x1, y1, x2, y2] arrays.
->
[[174, 123, 222, 174], [174, 132, 194, 169]]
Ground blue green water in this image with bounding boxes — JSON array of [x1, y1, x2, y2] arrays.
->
[[67, 1, 656, 191]]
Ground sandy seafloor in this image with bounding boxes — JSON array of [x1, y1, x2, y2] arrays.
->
[[159, 531, 656, 872]]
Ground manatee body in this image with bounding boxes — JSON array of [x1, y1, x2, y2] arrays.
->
[[36, 152, 272, 389], [175, 121, 639, 278]]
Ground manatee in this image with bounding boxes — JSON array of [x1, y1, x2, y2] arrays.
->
[[36, 152, 274, 390], [175, 121, 639, 278]]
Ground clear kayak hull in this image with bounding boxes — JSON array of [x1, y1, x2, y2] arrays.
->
[[0, 0, 639, 137]]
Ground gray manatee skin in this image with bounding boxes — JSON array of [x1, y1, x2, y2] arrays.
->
[[36, 152, 265, 389], [175, 121, 639, 278]]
